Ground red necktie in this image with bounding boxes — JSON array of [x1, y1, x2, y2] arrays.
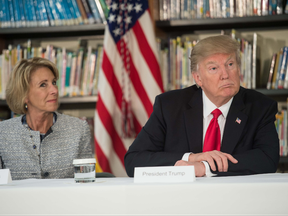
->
[[203, 109, 222, 152]]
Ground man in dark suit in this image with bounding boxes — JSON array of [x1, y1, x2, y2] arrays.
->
[[124, 35, 279, 177]]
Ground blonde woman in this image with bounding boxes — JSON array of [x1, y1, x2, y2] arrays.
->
[[0, 57, 92, 180]]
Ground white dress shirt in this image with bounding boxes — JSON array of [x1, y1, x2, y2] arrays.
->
[[182, 91, 233, 177]]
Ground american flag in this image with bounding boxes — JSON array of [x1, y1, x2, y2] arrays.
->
[[94, 0, 164, 176], [236, 117, 241, 124]]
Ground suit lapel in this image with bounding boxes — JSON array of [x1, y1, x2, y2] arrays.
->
[[184, 89, 203, 153], [221, 89, 248, 154]]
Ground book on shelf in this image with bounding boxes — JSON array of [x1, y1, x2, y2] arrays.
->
[[62, 0, 77, 25], [80, 0, 96, 24], [64, 0, 77, 25], [157, 0, 287, 20], [266, 53, 277, 89], [70, 0, 84, 24], [54, 0, 69, 26], [12, 0, 21, 28], [87, 0, 102, 23], [61, 48, 67, 97], [98, 0, 109, 19], [275, 108, 288, 156], [56, 48, 63, 96], [94, 0, 107, 24], [88, 52, 96, 95], [69, 53, 77, 97], [8, 0, 16, 28], [163, 0, 171, 20], [272, 51, 280, 89], [269, 0, 277, 15], [262, 45, 288, 90], [252, 33, 262, 89], [180, 0, 188, 19], [44, 0, 55, 26], [273, 50, 283, 89], [81, 46, 91, 96], [29, 0, 38, 26], [64, 52, 72, 96], [92, 45, 103, 95], [38, 0, 49, 27], [76, 0, 89, 24], [277, 46, 288, 89], [170, 0, 181, 20], [73, 47, 84, 96]]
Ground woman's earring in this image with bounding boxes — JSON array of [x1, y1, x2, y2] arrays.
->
[[25, 104, 28, 110]]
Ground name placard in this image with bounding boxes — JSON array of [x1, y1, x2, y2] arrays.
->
[[0, 169, 12, 185], [134, 166, 195, 183]]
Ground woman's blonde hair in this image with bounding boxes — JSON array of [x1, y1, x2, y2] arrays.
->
[[6, 57, 59, 114], [190, 35, 240, 73]]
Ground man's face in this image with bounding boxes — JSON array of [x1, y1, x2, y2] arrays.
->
[[192, 53, 240, 107]]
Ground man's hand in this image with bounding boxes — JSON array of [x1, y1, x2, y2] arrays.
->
[[188, 151, 238, 172], [174, 160, 205, 177]]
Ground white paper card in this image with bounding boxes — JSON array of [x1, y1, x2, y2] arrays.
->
[[134, 166, 196, 183], [0, 169, 12, 185]]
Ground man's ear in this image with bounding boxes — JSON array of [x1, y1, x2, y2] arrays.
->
[[192, 72, 202, 87]]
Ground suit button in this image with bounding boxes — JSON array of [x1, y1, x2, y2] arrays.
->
[[33, 145, 36, 149], [43, 172, 49, 177]]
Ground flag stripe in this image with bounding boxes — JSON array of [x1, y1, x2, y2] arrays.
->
[[97, 94, 126, 166], [101, 49, 145, 137], [104, 32, 149, 127], [95, 109, 127, 176], [133, 21, 164, 93], [129, 28, 162, 104], [116, 39, 153, 116], [138, 11, 160, 63], [94, 137, 112, 173], [102, 50, 122, 107]]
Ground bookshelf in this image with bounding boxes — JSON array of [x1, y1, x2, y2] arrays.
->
[[0, 24, 106, 40], [0, 2, 287, 168], [0, 24, 103, 113], [256, 89, 288, 101], [0, 96, 97, 112], [156, 14, 288, 33]]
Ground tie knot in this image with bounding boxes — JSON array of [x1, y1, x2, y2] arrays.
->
[[212, 109, 222, 119]]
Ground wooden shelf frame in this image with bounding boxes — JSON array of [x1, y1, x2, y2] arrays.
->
[[156, 14, 288, 33], [0, 24, 106, 39]]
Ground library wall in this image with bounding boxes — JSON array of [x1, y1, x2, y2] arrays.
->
[[0, 0, 288, 170]]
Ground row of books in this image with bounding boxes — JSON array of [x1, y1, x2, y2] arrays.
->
[[158, 0, 288, 20], [276, 108, 288, 156], [157, 31, 261, 91], [0, 40, 104, 99], [157, 37, 196, 92], [266, 46, 288, 89], [0, 0, 109, 28]]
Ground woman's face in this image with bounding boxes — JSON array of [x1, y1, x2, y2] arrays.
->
[[25, 67, 58, 115]]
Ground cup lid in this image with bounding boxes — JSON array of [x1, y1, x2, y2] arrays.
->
[[73, 158, 96, 165]]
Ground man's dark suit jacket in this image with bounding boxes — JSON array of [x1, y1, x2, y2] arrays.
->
[[124, 85, 280, 177]]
